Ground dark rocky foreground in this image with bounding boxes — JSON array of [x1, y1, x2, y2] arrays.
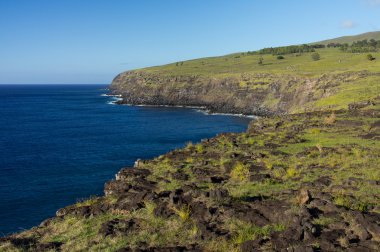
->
[[1, 97, 379, 251]]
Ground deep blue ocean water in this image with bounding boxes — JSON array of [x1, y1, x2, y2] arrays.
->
[[0, 84, 250, 236]]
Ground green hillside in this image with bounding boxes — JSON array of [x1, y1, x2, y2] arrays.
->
[[314, 31, 380, 45], [112, 43, 380, 115], [143, 48, 380, 78], [140, 31, 380, 79]]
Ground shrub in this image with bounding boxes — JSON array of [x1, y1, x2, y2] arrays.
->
[[173, 205, 191, 222], [355, 202, 369, 212], [333, 194, 351, 208], [272, 168, 285, 178], [195, 144, 204, 153], [324, 112, 336, 125], [185, 142, 193, 150], [277, 55, 285, 60], [367, 54, 375, 61], [257, 139, 265, 146], [309, 128, 321, 135], [311, 52, 321, 61], [185, 157, 194, 163], [315, 143, 323, 153], [334, 194, 369, 212], [242, 136, 255, 145], [286, 167, 298, 178], [258, 57, 264, 65], [144, 201, 156, 216], [362, 123, 372, 133], [230, 162, 250, 181]]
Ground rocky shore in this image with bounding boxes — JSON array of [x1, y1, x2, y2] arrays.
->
[[1, 95, 379, 251]]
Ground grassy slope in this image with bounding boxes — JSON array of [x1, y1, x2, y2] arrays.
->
[[314, 31, 380, 45], [137, 47, 380, 112], [141, 48, 380, 77]]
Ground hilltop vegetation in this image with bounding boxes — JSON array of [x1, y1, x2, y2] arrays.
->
[[256, 38, 380, 55], [314, 31, 380, 46]]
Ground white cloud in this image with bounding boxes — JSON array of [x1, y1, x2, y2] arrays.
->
[[342, 20, 355, 29]]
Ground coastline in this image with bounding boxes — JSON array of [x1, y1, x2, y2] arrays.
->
[[0, 86, 250, 237], [3, 54, 380, 249], [1, 89, 379, 251], [104, 91, 258, 119]]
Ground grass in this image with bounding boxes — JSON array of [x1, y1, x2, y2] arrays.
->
[[195, 144, 204, 153], [7, 201, 200, 251], [285, 167, 298, 178], [75, 196, 99, 207], [312, 216, 336, 227], [279, 130, 379, 154], [225, 219, 286, 246], [313, 75, 380, 110], [140, 48, 380, 78], [172, 205, 192, 222], [228, 179, 298, 199]]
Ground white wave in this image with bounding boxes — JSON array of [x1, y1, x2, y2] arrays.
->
[[117, 103, 255, 118], [196, 109, 256, 118], [131, 104, 206, 109], [208, 112, 256, 119], [105, 95, 123, 105], [101, 94, 122, 97]]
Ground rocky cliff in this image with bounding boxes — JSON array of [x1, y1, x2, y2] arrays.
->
[[110, 70, 378, 116]]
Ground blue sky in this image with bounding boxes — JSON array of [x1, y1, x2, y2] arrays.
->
[[1, 0, 380, 84]]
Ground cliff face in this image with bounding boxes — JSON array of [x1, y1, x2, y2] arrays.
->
[[109, 70, 375, 116], [110, 71, 275, 115]]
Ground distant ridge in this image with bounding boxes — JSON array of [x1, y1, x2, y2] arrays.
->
[[313, 31, 380, 45]]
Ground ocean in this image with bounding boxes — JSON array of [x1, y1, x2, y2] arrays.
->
[[0, 84, 251, 236]]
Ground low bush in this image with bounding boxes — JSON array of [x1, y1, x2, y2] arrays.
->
[[230, 162, 250, 181]]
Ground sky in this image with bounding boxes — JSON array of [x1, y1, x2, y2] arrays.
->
[[1, 0, 380, 84]]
